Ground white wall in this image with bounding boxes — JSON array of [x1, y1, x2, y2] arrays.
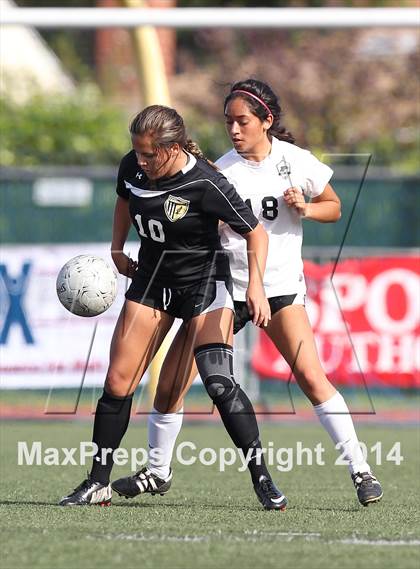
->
[[0, 0, 75, 102]]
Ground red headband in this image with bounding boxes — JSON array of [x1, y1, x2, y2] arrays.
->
[[231, 89, 272, 116]]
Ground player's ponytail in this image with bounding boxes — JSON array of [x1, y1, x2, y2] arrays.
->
[[225, 79, 295, 145], [184, 139, 204, 159], [185, 139, 218, 170]]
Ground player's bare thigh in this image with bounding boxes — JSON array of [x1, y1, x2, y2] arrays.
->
[[154, 307, 234, 413], [106, 300, 174, 397], [264, 304, 336, 403]]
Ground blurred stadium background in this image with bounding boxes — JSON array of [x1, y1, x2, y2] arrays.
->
[[1, 0, 418, 406], [0, 2, 419, 568]]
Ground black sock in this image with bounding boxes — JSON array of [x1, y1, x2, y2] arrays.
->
[[216, 388, 271, 484], [241, 437, 271, 485], [89, 389, 133, 485], [194, 343, 272, 485]]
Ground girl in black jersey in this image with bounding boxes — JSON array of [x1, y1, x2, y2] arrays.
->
[[59, 105, 287, 510]]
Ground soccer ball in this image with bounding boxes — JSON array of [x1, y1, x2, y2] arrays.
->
[[56, 255, 118, 317]]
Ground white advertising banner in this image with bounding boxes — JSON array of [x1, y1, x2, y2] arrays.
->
[[0, 243, 143, 388]]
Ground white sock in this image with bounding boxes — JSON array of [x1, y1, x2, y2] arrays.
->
[[313, 391, 371, 475], [147, 406, 183, 479]]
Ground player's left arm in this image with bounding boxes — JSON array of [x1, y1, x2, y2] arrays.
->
[[283, 183, 341, 222], [202, 175, 270, 326]]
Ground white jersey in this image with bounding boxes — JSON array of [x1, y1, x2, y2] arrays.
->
[[216, 137, 333, 301]]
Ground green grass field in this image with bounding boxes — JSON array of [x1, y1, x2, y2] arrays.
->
[[1, 419, 419, 569]]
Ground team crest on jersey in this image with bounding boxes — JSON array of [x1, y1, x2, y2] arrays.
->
[[276, 158, 291, 180], [164, 195, 190, 222]]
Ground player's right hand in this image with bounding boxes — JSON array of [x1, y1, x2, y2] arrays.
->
[[111, 251, 138, 278], [246, 284, 271, 328]]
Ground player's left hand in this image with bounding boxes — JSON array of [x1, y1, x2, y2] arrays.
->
[[246, 284, 271, 328], [283, 186, 307, 217]]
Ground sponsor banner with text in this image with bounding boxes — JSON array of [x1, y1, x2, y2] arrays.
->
[[252, 257, 420, 388], [1, 248, 419, 389], [0, 244, 136, 388]]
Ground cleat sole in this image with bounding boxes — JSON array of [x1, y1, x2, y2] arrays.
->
[[360, 491, 383, 507], [362, 496, 383, 507], [264, 505, 287, 511]]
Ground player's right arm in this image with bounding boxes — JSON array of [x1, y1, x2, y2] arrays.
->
[[112, 151, 139, 278], [111, 196, 138, 278]]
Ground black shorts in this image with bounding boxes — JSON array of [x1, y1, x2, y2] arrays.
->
[[125, 275, 234, 321], [233, 294, 298, 335]]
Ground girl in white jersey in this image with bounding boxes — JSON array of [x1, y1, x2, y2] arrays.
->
[[218, 80, 382, 506], [119, 80, 383, 508]]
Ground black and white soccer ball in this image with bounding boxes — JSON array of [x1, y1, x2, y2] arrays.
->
[[56, 255, 118, 317]]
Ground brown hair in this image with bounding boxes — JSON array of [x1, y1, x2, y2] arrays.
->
[[224, 79, 295, 144], [130, 105, 216, 166]]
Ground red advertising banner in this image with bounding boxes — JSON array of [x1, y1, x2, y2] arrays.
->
[[251, 257, 420, 388]]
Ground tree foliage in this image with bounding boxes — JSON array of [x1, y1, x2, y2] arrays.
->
[[0, 88, 130, 167], [8, 1, 420, 171], [174, 26, 419, 171]]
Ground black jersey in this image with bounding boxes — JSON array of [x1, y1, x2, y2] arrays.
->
[[116, 150, 258, 287]]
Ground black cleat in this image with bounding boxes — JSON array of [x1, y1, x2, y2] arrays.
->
[[352, 472, 383, 506], [59, 478, 112, 506], [112, 467, 172, 499], [253, 475, 287, 511]]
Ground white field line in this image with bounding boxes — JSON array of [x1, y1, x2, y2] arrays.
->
[[87, 531, 420, 546], [87, 533, 207, 543], [334, 538, 420, 546]]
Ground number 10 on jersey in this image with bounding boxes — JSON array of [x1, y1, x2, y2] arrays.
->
[[135, 214, 165, 243]]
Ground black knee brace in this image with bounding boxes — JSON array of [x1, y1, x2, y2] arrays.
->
[[194, 343, 259, 448], [203, 373, 238, 403]]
